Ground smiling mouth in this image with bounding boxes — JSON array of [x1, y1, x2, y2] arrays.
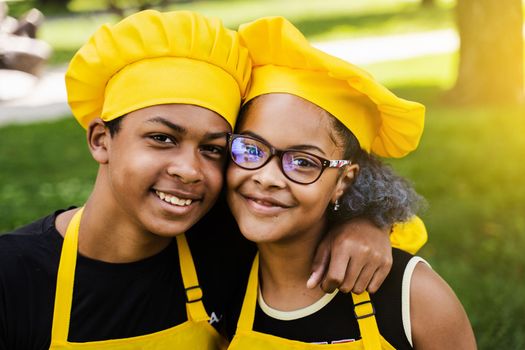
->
[[250, 198, 284, 208], [243, 194, 292, 209], [155, 190, 194, 207]]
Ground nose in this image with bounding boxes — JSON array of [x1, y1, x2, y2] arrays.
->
[[252, 157, 287, 189], [166, 147, 204, 184]]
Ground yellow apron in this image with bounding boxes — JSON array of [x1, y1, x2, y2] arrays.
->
[[49, 207, 226, 350], [228, 255, 397, 350]]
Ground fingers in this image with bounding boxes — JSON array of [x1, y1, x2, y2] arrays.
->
[[307, 238, 331, 289], [319, 240, 352, 293], [340, 259, 371, 294], [315, 217, 393, 294], [366, 262, 391, 294], [322, 244, 393, 294]]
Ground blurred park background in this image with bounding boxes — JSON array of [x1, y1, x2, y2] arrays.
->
[[1, 0, 524, 348]]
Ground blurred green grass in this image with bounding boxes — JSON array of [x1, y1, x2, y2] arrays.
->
[[393, 103, 525, 348], [0, 118, 94, 229]]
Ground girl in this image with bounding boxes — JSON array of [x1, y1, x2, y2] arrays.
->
[[225, 17, 476, 349]]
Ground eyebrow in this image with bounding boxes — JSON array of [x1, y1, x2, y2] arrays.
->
[[147, 116, 229, 141], [241, 131, 327, 156], [204, 131, 230, 141], [147, 116, 186, 134]]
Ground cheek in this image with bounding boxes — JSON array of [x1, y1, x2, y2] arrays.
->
[[203, 161, 225, 194], [295, 179, 336, 212], [226, 164, 246, 190], [108, 143, 143, 174], [225, 166, 251, 214], [119, 152, 159, 180]]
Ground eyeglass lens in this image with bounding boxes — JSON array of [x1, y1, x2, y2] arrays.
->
[[230, 136, 324, 184]]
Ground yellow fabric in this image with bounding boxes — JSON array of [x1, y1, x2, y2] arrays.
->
[[228, 255, 396, 350], [239, 16, 425, 158], [390, 216, 428, 255], [66, 10, 251, 129], [50, 208, 225, 350]]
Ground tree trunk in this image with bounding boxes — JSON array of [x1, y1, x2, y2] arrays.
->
[[451, 0, 523, 105], [421, 0, 435, 7]]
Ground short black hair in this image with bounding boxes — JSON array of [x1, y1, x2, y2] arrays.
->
[[104, 116, 125, 136]]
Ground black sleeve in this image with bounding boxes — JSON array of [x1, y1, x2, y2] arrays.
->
[[0, 213, 61, 350], [0, 278, 7, 350]]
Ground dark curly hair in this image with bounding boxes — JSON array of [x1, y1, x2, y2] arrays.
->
[[327, 113, 425, 228]]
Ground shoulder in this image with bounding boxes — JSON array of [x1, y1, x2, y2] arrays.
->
[[1, 209, 63, 245], [370, 248, 420, 349], [409, 261, 477, 349], [0, 210, 64, 276], [374, 248, 417, 299], [0, 210, 66, 350]]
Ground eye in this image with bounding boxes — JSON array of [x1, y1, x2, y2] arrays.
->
[[150, 134, 175, 144], [285, 152, 322, 171], [292, 157, 319, 168], [201, 144, 226, 159]]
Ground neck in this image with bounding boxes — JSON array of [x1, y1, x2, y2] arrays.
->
[[257, 220, 327, 311], [56, 177, 171, 263]]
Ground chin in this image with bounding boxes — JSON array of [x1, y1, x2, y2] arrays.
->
[[147, 216, 200, 238], [237, 220, 283, 244]]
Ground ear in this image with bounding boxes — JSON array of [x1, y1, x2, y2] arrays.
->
[[331, 163, 359, 204], [87, 118, 110, 164]]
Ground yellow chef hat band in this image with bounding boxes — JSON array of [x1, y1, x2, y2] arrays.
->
[[239, 16, 425, 158], [103, 57, 240, 127], [66, 10, 251, 129], [245, 65, 381, 153]]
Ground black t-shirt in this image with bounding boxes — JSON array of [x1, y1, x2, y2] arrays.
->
[[226, 249, 414, 349], [0, 201, 256, 350]]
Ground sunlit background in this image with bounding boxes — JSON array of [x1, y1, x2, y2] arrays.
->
[[1, 0, 524, 348]]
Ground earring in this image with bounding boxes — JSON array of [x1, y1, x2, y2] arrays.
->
[[333, 199, 340, 211]]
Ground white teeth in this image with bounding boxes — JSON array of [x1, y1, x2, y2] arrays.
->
[[155, 190, 193, 207]]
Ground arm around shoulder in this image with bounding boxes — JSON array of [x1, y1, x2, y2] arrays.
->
[[410, 263, 477, 350]]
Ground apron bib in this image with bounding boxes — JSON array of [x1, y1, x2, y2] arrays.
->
[[49, 207, 226, 350], [228, 255, 397, 350]]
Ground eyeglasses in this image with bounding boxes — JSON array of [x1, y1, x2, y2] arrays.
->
[[228, 134, 351, 185]]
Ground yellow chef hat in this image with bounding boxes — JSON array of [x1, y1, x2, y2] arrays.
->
[[238, 16, 424, 158], [66, 10, 251, 129]]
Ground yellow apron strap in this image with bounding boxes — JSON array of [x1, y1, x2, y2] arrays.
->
[[352, 292, 382, 350], [236, 254, 259, 332], [175, 233, 209, 323], [51, 207, 84, 343]]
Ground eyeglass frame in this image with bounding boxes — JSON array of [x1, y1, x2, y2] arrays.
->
[[227, 133, 351, 185]]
